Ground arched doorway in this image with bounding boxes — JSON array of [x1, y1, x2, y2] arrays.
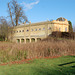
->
[[31, 38, 35, 42], [37, 38, 41, 41], [26, 38, 30, 43], [17, 39, 20, 43], [21, 39, 24, 43]]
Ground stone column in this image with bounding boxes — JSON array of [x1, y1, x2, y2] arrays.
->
[[35, 38, 37, 42], [45, 24, 48, 37], [20, 39, 21, 43], [25, 39, 26, 44], [30, 38, 31, 43], [29, 22, 31, 43]]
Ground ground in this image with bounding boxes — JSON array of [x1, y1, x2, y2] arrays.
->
[[0, 56, 75, 75]]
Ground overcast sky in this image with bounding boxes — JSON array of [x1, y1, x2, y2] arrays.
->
[[0, 0, 75, 26]]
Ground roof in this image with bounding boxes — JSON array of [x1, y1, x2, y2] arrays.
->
[[56, 17, 66, 21]]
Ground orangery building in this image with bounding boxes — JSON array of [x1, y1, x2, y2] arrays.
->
[[9, 17, 69, 43]]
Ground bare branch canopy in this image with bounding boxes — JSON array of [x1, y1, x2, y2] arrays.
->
[[8, 0, 28, 26]]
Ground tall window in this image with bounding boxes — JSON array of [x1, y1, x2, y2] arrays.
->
[[17, 31, 18, 33], [19, 30, 21, 32], [39, 28, 41, 31], [14, 31, 15, 33], [48, 27, 51, 30], [65, 27, 67, 32], [31, 29, 33, 31], [59, 28, 61, 31], [43, 28, 45, 30], [35, 29, 37, 31], [26, 29, 29, 32], [22, 30, 24, 32]]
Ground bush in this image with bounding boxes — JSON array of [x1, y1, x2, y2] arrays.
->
[[0, 39, 75, 63], [51, 31, 75, 40]]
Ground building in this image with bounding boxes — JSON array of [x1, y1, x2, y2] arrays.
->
[[9, 17, 69, 43]]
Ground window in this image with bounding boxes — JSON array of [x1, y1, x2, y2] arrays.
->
[[31, 29, 34, 31], [43, 28, 45, 30], [59, 28, 61, 31], [39, 28, 41, 31], [48, 27, 51, 30], [65, 27, 67, 32], [19, 30, 21, 32], [17, 31, 18, 33], [35, 29, 37, 31], [14, 31, 15, 33], [22, 30, 24, 32], [26, 29, 29, 32]]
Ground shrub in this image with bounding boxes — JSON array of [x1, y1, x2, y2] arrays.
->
[[0, 39, 75, 63]]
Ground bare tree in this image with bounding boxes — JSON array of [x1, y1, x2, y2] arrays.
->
[[8, 0, 28, 26], [0, 17, 9, 41]]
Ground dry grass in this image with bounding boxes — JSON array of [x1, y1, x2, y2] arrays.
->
[[0, 38, 75, 63]]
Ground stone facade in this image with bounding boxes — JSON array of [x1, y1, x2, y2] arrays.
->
[[9, 17, 69, 43]]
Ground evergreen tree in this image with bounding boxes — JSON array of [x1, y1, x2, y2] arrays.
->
[[68, 21, 73, 32]]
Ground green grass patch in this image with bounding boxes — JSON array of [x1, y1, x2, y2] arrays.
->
[[0, 56, 75, 75]]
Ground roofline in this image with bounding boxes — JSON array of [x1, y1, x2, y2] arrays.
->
[[14, 21, 53, 28], [13, 20, 69, 28]]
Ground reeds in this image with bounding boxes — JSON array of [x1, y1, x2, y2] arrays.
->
[[0, 39, 75, 63]]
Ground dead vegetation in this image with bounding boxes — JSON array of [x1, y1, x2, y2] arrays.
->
[[0, 38, 75, 63]]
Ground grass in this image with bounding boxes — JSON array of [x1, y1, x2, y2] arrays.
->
[[0, 56, 75, 75]]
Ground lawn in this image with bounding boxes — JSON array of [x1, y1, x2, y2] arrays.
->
[[0, 56, 75, 75]]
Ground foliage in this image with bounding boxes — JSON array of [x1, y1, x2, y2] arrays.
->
[[68, 21, 73, 32], [51, 31, 75, 40], [0, 17, 9, 41]]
